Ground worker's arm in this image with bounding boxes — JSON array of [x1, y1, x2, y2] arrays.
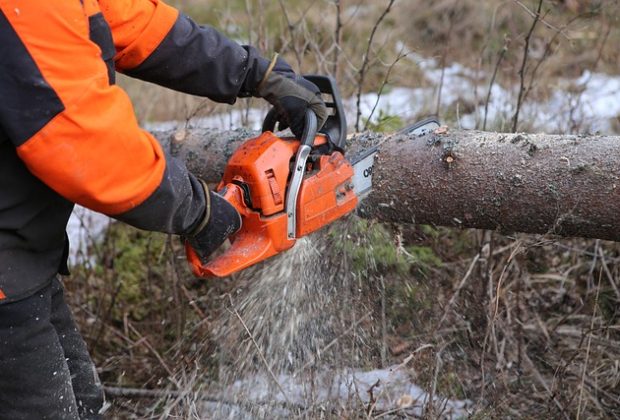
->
[[99, 0, 327, 137], [0, 1, 236, 251], [99, 0, 269, 102]]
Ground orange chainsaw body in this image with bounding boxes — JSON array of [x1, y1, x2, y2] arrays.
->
[[186, 130, 358, 277]]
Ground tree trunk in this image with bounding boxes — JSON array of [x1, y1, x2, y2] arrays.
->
[[154, 127, 620, 242]]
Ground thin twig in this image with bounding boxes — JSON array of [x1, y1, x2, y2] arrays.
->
[[522, 351, 570, 419], [516, 262, 523, 368], [364, 49, 410, 131], [522, 14, 582, 112], [103, 386, 306, 411], [295, 312, 372, 375], [372, 404, 421, 419], [332, 0, 343, 77], [366, 346, 432, 417], [127, 322, 179, 387], [435, 0, 460, 116], [566, 24, 611, 132], [277, 0, 303, 69], [494, 242, 523, 321], [424, 349, 443, 418], [576, 268, 603, 420], [512, 0, 568, 36], [355, 0, 396, 132], [105, 386, 190, 400], [597, 242, 620, 301], [483, 37, 509, 131], [479, 240, 522, 405], [437, 254, 481, 329], [380, 275, 388, 367], [512, 0, 543, 133]]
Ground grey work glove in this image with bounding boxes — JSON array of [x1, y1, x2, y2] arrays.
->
[[185, 187, 242, 263], [255, 56, 328, 139]]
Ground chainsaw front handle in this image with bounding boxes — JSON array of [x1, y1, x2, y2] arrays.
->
[[262, 106, 318, 143], [262, 74, 346, 152]]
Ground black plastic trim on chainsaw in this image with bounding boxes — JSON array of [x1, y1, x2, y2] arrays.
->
[[303, 75, 347, 151], [231, 179, 255, 211]]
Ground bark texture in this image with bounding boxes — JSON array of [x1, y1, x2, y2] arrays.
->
[[153, 128, 620, 242]]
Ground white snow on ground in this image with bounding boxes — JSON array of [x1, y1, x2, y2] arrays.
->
[[67, 206, 111, 264], [146, 55, 620, 135], [202, 366, 471, 418]]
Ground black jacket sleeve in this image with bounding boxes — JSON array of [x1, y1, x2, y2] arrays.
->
[[123, 14, 270, 104]]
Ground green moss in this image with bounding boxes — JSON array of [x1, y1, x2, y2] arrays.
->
[[332, 218, 442, 278], [101, 223, 168, 321], [420, 224, 441, 239], [332, 219, 407, 275], [437, 371, 467, 400], [405, 245, 443, 275]]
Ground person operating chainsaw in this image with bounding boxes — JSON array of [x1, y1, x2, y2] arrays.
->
[[0, 0, 327, 418]]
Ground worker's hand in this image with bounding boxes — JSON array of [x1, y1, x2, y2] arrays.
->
[[256, 56, 328, 139], [185, 187, 242, 262]]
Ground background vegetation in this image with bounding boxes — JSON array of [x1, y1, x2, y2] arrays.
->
[[65, 0, 620, 418]]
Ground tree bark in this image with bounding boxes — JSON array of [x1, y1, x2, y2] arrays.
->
[[153, 127, 620, 242]]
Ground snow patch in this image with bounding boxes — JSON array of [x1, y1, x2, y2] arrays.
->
[[202, 366, 472, 418], [67, 206, 110, 264]]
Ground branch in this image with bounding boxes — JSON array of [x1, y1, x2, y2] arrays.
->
[[354, 0, 396, 132], [512, 0, 543, 133]]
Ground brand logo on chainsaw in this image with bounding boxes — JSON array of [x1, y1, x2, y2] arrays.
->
[[363, 165, 374, 178]]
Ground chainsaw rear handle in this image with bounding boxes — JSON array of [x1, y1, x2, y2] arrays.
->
[[185, 182, 296, 278]]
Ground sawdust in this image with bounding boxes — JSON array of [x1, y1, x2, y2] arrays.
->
[[204, 217, 475, 418], [215, 232, 342, 375], [211, 216, 378, 415]]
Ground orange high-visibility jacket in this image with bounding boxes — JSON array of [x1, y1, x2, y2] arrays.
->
[[0, 0, 270, 302]]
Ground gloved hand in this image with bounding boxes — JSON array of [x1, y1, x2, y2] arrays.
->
[[255, 55, 328, 139], [185, 186, 242, 263]]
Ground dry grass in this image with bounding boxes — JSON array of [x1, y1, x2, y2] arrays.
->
[[398, 232, 620, 419], [65, 220, 620, 418]]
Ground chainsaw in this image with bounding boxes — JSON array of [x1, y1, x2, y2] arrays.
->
[[185, 75, 439, 277]]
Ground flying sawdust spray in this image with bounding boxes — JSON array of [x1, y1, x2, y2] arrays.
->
[[211, 216, 382, 414]]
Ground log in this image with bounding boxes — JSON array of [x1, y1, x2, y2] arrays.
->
[[153, 127, 620, 242]]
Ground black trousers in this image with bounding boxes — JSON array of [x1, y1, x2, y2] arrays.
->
[[0, 278, 104, 419]]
